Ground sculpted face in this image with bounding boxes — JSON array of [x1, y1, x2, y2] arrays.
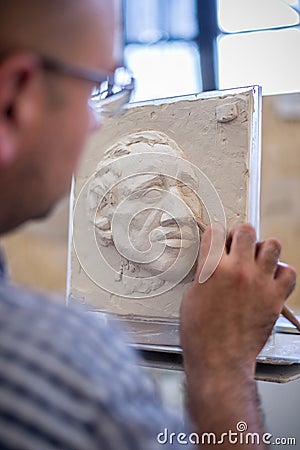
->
[[88, 131, 204, 294]]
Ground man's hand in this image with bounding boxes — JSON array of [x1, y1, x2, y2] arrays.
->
[[180, 223, 296, 448]]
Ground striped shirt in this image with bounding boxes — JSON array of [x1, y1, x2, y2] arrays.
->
[[0, 255, 190, 449]]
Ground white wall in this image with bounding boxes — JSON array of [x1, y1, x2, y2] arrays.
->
[[258, 378, 300, 449]]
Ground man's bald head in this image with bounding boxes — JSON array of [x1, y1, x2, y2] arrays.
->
[[0, 0, 119, 69], [0, 0, 120, 233]]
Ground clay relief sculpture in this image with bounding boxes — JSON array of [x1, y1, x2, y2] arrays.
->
[[87, 131, 205, 295]]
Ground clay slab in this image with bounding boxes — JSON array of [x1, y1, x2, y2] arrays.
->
[[68, 86, 261, 344]]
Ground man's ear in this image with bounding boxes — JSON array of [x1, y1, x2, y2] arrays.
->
[[0, 53, 40, 167]]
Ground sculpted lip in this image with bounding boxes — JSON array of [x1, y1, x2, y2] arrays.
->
[[150, 226, 194, 248]]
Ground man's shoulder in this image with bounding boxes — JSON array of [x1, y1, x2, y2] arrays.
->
[[0, 282, 189, 449], [0, 281, 140, 379]]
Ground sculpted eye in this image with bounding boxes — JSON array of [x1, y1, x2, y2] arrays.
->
[[142, 188, 163, 202]]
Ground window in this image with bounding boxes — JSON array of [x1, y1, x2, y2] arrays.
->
[[124, 0, 201, 101], [218, 0, 299, 33], [217, 0, 300, 94], [124, 0, 300, 98]]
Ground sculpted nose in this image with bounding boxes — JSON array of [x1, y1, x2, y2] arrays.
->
[[160, 212, 176, 226]]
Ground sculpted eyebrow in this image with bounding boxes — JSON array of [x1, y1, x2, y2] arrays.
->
[[136, 175, 164, 190]]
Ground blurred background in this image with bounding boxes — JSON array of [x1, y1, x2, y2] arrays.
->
[[1, 2, 300, 447]]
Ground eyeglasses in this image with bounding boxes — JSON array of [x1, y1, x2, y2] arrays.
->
[[39, 55, 135, 119]]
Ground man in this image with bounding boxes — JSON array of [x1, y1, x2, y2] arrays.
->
[[0, 1, 296, 449]]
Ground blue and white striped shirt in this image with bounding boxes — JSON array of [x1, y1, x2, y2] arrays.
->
[[0, 253, 190, 449]]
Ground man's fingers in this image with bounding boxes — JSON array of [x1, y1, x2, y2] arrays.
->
[[228, 224, 257, 262], [275, 262, 297, 299], [256, 238, 281, 275], [197, 222, 226, 284]]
